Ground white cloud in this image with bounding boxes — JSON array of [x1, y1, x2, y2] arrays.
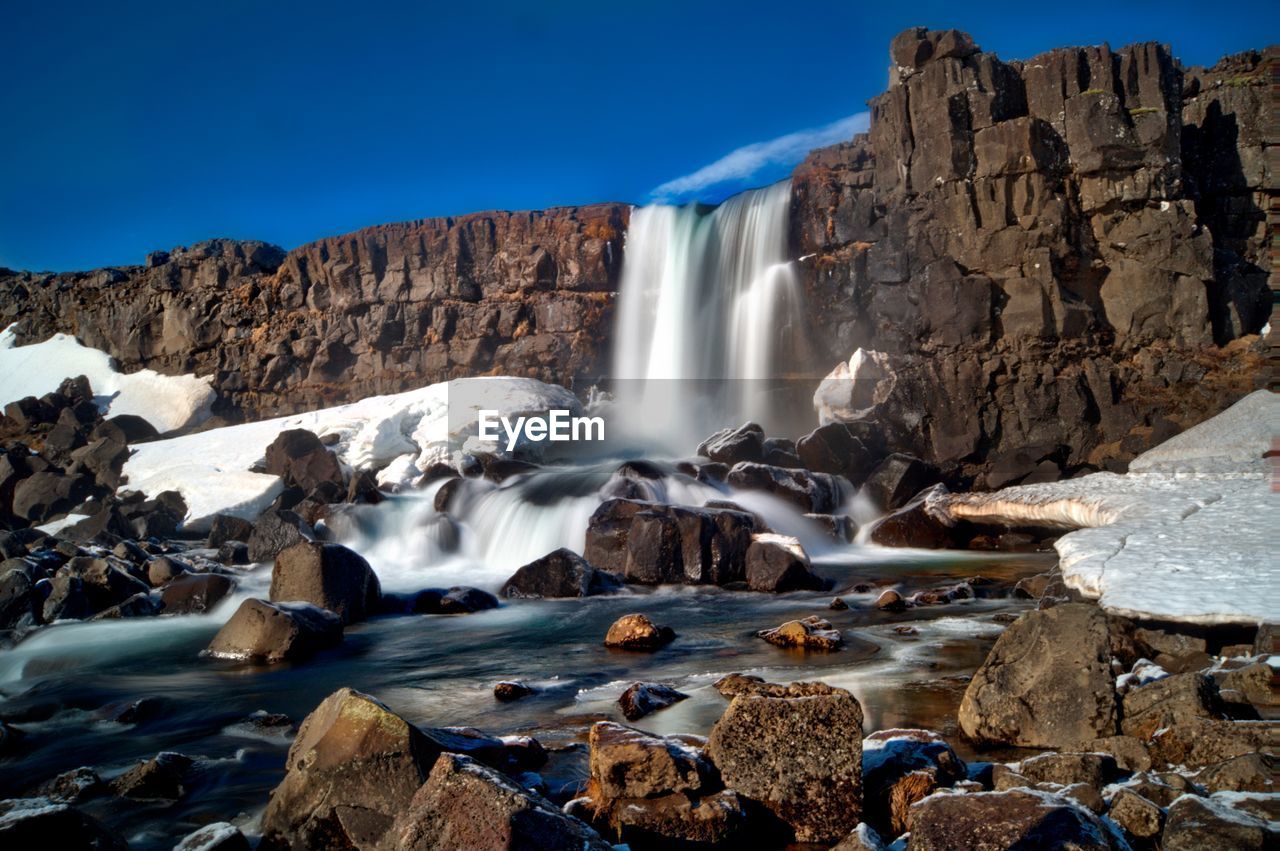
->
[[649, 111, 870, 202]]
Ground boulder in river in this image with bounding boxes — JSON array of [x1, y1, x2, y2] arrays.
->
[[160, 572, 235, 614], [604, 613, 675, 650], [246, 509, 315, 564], [259, 687, 442, 850], [269, 541, 380, 624], [708, 681, 863, 843], [174, 822, 251, 851], [111, 751, 194, 800], [795, 421, 883, 486], [493, 681, 535, 702], [745, 533, 825, 592], [206, 598, 342, 664], [697, 422, 765, 464], [384, 752, 611, 851], [860, 453, 940, 511], [867, 485, 956, 548], [726, 462, 842, 513], [619, 682, 688, 720], [499, 548, 622, 598], [757, 616, 845, 651], [861, 729, 966, 839], [958, 603, 1118, 749]]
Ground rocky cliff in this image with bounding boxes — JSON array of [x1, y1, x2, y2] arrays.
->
[[1, 29, 1272, 487], [1, 206, 627, 419], [792, 29, 1273, 486]]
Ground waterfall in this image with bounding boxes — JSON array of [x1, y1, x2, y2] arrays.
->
[[612, 180, 805, 444]]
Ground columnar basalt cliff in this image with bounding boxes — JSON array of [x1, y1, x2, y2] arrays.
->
[[792, 30, 1273, 486], [2, 206, 626, 419]]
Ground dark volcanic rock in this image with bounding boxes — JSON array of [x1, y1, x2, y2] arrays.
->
[[206, 599, 342, 664], [160, 572, 235, 614], [619, 682, 689, 721], [269, 541, 380, 624], [861, 454, 940, 511], [697, 422, 765, 464], [246, 510, 315, 564], [499, 548, 622, 598], [726, 462, 842, 513], [206, 513, 255, 548], [264, 429, 344, 494], [0, 797, 127, 850], [745, 534, 825, 592]]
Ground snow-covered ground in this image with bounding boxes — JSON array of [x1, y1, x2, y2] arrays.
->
[[124, 377, 581, 532], [0, 326, 216, 433], [938, 390, 1279, 626]]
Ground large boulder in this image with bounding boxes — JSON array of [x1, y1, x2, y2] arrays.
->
[[867, 485, 956, 548], [905, 789, 1122, 850], [726, 462, 842, 513], [708, 682, 863, 843], [269, 542, 380, 624], [959, 604, 1118, 748], [385, 752, 611, 851], [259, 688, 442, 850], [265, 429, 345, 493], [795, 421, 883, 485], [499, 548, 622, 598], [745, 534, 825, 592], [697, 422, 765, 464], [860, 454, 940, 511], [12, 472, 93, 523], [160, 572, 235, 614], [583, 498, 648, 573], [206, 599, 343, 664]]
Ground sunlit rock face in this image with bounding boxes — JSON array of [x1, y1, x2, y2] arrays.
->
[[792, 30, 1271, 487]]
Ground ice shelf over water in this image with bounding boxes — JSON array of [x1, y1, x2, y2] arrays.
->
[[939, 390, 1279, 625], [0, 326, 216, 433]]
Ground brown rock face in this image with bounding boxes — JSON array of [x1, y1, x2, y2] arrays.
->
[[259, 687, 441, 850], [958, 603, 1117, 748], [205, 598, 343, 664], [2, 205, 626, 421], [905, 789, 1122, 850], [708, 684, 864, 843], [792, 34, 1272, 485], [269, 542, 381, 624]]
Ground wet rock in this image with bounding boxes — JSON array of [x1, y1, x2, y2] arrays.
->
[[269, 541, 380, 624], [41, 573, 95, 622], [145, 555, 188, 586], [246, 509, 315, 564], [875, 589, 907, 611], [604, 613, 675, 651], [697, 422, 765, 464], [259, 687, 443, 850], [796, 421, 883, 486], [1194, 752, 1277, 793], [265, 429, 345, 494], [499, 548, 622, 598], [1162, 793, 1279, 850], [906, 788, 1120, 850], [41, 767, 106, 804], [205, 514, 255, 548], [174, 822, 252, 851], [708, 681, 863, 843], [745, 533, 825, 592], [0, 568, 38, 629], [384, 752, 610, 851], [91, 591, 159, 620], [583, 498, 648, 574], [830, 596, 849, 610], [861, 454, 940, 511], [493, 681, 535, 702], [959, 604, 1117, 748], [0, 797, 128, 850], [1107, 788, 1164, 841], [206, 599, 343, 664], [623, 510, 683, 585], [619, 682, 688, 721], [862, 729, 966, 838], [867, 486, 956, 549], [160, 572, 235, 614], [726, 462, 842, 513], [757, 615, 845, 651], [12, 471, 93, 523], [435, 586, 498, 614], [111, 751, 194, 800], [1085, 735, 1153, 772], [833, 823, 889, 851], [218, 541, 250, 565]]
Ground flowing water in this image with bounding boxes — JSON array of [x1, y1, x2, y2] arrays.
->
[[0, 183, 1057, 848]]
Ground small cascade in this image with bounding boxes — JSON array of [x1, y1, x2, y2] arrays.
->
[[612, 180, 805, 444]]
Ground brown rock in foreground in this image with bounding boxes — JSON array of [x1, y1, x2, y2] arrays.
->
[[905, 788, 1122, 850], [206, 598, 342, 664], [385, 752, 611, 851], [708, 682, 863, 843], [958, 603, 1117, 748]]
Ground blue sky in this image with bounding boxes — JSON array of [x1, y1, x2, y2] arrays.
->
[[1, 1, 1274, 271]]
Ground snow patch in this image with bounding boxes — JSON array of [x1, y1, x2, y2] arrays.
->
[[938, 391, 1279, 625], [0, 326, 215, 433]]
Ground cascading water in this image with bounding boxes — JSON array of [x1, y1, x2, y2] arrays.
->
[[611, 180, 805, 444]]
